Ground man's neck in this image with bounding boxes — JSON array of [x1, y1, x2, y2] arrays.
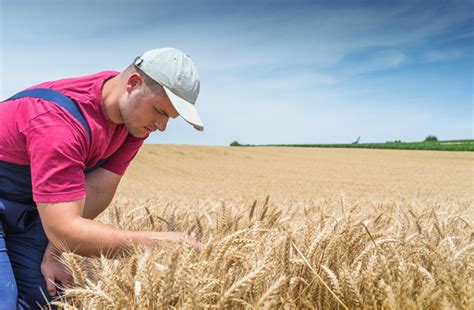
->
[[101, 75, 124, 124]]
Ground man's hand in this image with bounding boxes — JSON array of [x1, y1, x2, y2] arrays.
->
[[151, 231, 204, 252], [41, 243, 74, 296]]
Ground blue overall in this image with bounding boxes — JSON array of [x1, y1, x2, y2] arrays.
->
[[0, 89, 102, 309]]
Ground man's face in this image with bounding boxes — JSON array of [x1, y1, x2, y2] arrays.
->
[[120, 76, 179, 138]]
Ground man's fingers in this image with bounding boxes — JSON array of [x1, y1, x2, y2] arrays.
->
[[60, 273, 74, 288], [194, 241, 204, 252], [186, 235, 204, 252], [45, 277, 56, 296]]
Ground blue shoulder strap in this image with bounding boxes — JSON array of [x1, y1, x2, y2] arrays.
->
[[5, 88, 91, 141]]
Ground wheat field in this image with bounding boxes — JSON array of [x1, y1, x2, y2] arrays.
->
[[52, 145, 473, 309]]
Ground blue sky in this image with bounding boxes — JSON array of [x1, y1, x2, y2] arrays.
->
[[1, 0, 472, 145]]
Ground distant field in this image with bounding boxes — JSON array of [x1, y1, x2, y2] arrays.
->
[[116, 145, 474, 202], [236, 139, 474, 151], [55, 145, 474, 309]]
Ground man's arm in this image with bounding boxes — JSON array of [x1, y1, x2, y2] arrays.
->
[[82, 167, 121, 219], [37, 199, 202, 258], [42, 167, 122, 259]]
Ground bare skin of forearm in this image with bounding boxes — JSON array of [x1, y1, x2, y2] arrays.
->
[[57, 217, 170, 257], [38, 200, 201, 258], [44, 223, 197, 259]]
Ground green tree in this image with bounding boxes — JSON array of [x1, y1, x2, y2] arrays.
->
[[424, 135, 438, 142], [230, 141, 241, 146]]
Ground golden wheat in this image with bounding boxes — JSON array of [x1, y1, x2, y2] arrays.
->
[[46, 194, 473, 309]]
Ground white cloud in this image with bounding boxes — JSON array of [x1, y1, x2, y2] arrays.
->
[[423, 48, 467, 62], [341, 50, 407, 77]]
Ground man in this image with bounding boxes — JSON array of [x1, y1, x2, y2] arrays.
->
[[0, 47, 204, 309]]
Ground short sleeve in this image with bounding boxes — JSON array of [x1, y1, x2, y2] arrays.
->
[[100, 133, 147, 175], [24, 111, 89, 203]]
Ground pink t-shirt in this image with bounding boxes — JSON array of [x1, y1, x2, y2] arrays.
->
[[0, 71, 148, 203]]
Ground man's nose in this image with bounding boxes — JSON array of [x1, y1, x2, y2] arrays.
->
[[154, 117, 169, 132]]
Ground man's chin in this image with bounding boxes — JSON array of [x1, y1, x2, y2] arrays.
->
[[129, 128, 149, 138]]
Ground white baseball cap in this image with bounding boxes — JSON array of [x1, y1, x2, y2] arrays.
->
[[134, 47, 204, 131]]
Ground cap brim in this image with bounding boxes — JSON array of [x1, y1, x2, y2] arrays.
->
[[163, 87, 204, 131]]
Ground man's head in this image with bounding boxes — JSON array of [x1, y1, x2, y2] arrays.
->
[[116, 48, 203, 138]]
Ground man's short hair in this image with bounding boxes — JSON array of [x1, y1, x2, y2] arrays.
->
[[124, 64, 163, 95]]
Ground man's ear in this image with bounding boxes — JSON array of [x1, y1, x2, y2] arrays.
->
[[126, 73, 143, 94]]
